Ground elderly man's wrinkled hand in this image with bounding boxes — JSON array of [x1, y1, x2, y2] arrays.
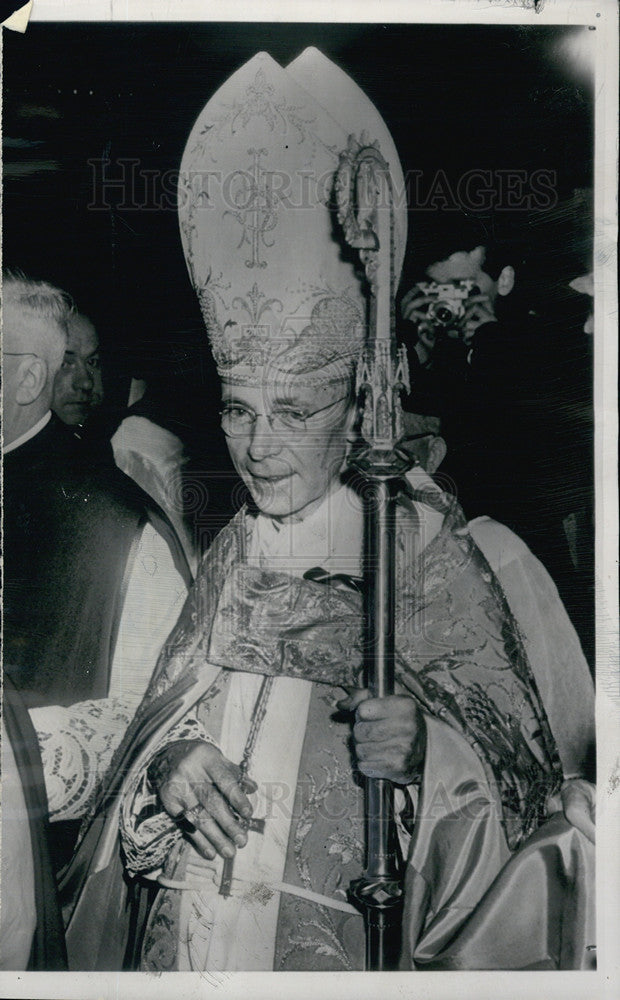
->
[[547, 777, 596, 844], [148, 740, 257, 861], [339, 690, 426, 785]]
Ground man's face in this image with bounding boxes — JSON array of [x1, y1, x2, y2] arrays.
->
[[52, 316, 103, 426], [2, 305, 66, 444], [425, 248, 498, 344], [221, 375, 354, 523]]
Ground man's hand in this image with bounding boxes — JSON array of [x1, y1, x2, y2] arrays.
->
[[461, 293, 497, 344], [148, 740, 257, 861], [401, 286, 438, 327], [339, 690, 426, 785]]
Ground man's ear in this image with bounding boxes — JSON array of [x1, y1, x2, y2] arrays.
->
[[15, 356, 48, 405], [496, 265, 515, 297], [426, 436, 447, 474]]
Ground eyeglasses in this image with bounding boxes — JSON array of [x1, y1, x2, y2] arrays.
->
[[220, 395, 350, 438]]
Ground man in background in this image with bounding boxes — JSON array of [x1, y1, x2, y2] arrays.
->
[[2, 275, 72, 970], [51, 311, 104, 430], [3, 271, 191, 710], [1, 270, 192, 967], [3, 272, 67, 451]]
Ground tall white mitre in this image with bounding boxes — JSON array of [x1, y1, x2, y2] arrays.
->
[[178, 48, 407, 386]]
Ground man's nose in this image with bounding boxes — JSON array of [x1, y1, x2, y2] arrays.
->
[[72, 362, 93, 391], [247, 414, 282, 460]]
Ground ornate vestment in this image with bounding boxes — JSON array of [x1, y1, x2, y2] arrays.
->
[[61, 473, 594, 970]]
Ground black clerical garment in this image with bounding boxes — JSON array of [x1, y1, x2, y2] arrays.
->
[[3, 416, 191, 709]]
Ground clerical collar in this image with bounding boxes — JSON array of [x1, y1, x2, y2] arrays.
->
[[3, 410, 52, 455], [248, 466, 445, 579], [263, 477, 348, 533], [250, 478, 361, 576]]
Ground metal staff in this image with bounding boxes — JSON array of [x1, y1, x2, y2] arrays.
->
[[335, 134, 412, 971]]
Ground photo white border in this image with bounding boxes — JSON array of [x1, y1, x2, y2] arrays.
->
[[2, 1, 618, 998]]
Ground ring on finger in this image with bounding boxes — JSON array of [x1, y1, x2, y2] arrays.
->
[[173, 802, 207, 835]]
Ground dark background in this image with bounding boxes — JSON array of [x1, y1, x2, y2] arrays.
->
[[3, 22, 594, 441], [3, 22, 596, 663]]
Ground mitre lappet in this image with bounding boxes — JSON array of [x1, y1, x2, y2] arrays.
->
[[178, 47, 408, 388]]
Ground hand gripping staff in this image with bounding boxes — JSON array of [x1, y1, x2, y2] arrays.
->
[[335, 134, 413, 971]]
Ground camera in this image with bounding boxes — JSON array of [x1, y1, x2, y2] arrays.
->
[[416, 280, 477, 328]]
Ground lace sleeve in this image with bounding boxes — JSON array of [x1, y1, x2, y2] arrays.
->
[[29, 695, 140, 822], [119, 712, 217, 878]]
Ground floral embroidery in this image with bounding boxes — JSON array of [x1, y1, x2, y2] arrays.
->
[[277, 737, 364, 971], [119, 493, 560, 862], [100, 484, 563, 972], [189, 68, 317, 160], [141, 842, 187, 972], [32, 696, 138, 822]]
